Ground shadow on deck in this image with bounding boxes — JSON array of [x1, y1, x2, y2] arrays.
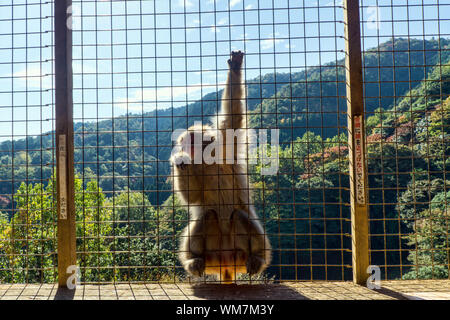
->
[[0, 280, 449, 300]]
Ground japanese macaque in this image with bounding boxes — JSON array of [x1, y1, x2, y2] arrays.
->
[[170, 51, 271, 283]]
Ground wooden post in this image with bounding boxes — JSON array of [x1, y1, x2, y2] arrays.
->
[[55, 0, 76, 287], [343, 0, 370, 285]]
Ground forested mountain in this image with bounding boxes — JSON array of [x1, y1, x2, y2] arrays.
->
[[0, 38, 449, 282], [1, 38, 449, 205]]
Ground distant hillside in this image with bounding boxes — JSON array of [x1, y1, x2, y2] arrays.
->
[[1, 37, 449, 281], [0, 37, 449, 206]]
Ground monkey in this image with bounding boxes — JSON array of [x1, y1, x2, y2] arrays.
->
[[170, 51, 271, 283]]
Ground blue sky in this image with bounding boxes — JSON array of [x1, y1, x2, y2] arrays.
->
[[0, 0, 449, 141]]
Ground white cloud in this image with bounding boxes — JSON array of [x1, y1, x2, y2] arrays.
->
[[115, 84, 218, 112], [210, 18, 227, 33], [217, 18, 227, 25], [178, 0, 193, 8], [11, 62, 99, 90], [239, 32, 249, 40], [230, 0, 241, 7], [245, 4, 254, 10], [208, 0, 241, 8], [12, 65, 53, 89], [261, 39, 283, 50], [261, 33, 285, 50], [210, 26, 220, 33], [326, 0, 343, 7]]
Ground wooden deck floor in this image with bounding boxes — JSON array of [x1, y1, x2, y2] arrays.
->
[[1, 280, 449, 300]]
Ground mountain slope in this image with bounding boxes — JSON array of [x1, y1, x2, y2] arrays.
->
[[0, 38, 448, 206]]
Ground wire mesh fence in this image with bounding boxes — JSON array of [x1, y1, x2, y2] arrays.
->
[[0, 0, 448, 285], [360, 0, 450, 280], [69, 0, 350, 284], [0, 0, 57, 283]]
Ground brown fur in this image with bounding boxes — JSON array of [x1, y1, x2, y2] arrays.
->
[[170, 51, 271, 283]]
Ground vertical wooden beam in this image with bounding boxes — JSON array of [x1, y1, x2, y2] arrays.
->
[[343, 0, 370, 285], [55, 0, 76, 287]]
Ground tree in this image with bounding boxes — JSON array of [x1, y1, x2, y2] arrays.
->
[[402, 206, 449, 279], [105, 191, 179, 282]]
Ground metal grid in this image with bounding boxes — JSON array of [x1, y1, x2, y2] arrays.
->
[[361, 0, 450, 280], [0, 0, 57, 283], [71, 0, 350, 283], [0, 0, 448, 286]]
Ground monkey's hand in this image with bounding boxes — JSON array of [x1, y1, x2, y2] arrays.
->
[[171, 152, 191, 170], [228, 50, 244, 71], [184, 258, 205, 277]]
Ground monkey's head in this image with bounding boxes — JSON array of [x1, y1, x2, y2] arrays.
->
[[170, 124, 219, 166], [170, 124, 225, 204]]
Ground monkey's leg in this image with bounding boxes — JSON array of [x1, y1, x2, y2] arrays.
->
[[179, 209, 219, 277], [179, 224, 205, 277], [231, 209, 270, 275]]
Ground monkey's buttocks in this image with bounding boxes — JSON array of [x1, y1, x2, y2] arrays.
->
[[199, 211, 250, 281], [204, 249, 248, 280]]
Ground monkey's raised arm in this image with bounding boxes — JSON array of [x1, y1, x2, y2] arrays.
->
[[218, 51, 245, 130]]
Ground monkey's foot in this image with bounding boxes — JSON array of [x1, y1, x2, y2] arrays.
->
[[228, 50, 244, 71], [185, 258, 205, 277], [246, 256, 265, 275]]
